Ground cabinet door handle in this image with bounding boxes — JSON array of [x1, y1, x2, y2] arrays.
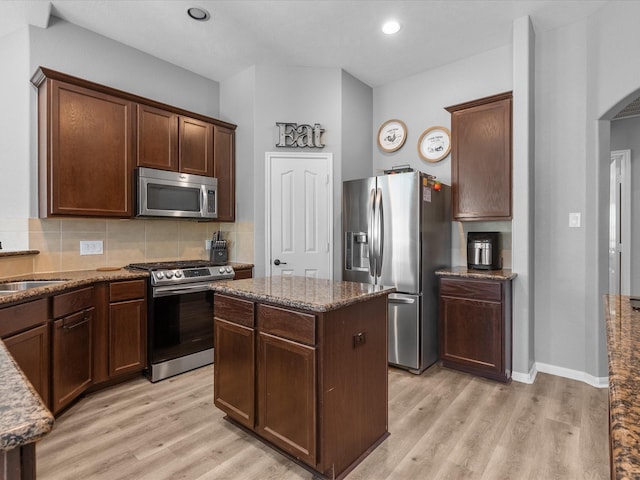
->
[[63, 312, 90, 330]]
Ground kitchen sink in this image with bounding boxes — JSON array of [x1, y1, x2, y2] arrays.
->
[[0, 280, 68, 292]]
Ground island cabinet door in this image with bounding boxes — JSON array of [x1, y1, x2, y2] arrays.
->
[[256, 331, 316, 467], [213, 294, 256, 428]]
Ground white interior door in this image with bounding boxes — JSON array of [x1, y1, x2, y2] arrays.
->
[[265, 152, 333, 279], [609, 150, 631, 295]]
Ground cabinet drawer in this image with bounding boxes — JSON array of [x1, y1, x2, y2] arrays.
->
[[53, 287, 94, 319], [109, 279, 146, 302], [214, 294, 254, 328], [0, 298, 49, 338], [440, 278, 502, 302], [257, 304, 316, 346]]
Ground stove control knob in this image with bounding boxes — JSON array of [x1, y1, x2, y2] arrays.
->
[[165, 271, 174, 279], [219, 267, 225, 274], [226, 267, 233, 273], [156, 271, 165, 280], [174, 271, 183, 278]]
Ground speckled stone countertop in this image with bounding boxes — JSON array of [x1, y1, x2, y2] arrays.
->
[[0, 268, 149, 307], [605, 295, 640, 479], [435, 266, 517, 281], [0, 340, 54, 451], [210, 276, 395, 312]]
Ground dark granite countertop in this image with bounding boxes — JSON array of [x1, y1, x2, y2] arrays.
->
[[0, 269, 149, 307], [435, 266, 517, 281], [0, 250, 39, 258], [0, 341, 54, 451], [210, 276, 395, 312], [605, 295, 640, 479]]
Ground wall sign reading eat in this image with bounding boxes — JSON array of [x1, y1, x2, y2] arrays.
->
[[276, 122, 325, 148]]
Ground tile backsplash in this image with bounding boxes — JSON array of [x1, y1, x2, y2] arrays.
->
[[9, 217, 255, 274]]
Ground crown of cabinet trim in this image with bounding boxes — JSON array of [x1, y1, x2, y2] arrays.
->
[[30, 67, 237, 131], [445, 91, 513, 113]]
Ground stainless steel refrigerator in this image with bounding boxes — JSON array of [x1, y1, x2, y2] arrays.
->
[[342, 171, 450, 373]]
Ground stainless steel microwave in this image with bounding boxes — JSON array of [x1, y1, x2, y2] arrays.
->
[[136, 167, 217, 219]]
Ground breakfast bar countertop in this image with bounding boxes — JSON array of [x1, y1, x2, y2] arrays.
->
[[0, 340, 54, 451], [605, 295, 640, 479], [209, 275, 395, 312]]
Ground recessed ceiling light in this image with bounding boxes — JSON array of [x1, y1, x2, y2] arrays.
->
[[382, 20, 401, 35], [187, 7, 210, 21]]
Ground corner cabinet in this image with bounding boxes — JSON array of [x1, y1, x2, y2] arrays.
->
[[213, 292, 388, 479], [438, 276, 512, 383], [34, 73, 135, 218], [0, 299, 50, 408], [445, 92, 512, 221]]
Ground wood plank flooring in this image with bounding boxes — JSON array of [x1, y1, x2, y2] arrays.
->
[[36, 365, 609, 480]]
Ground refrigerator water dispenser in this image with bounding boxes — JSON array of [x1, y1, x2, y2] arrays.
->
[[345, 232, 369, 271]]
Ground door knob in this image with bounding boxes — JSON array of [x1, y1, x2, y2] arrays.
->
[[274, 259, 287, 265]]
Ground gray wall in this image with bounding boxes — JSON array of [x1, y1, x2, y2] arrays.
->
[[0, 27, 31, 220], [0, 18, 221, 222], [220, 66, 372, 280], [610, 116, 640, 293]]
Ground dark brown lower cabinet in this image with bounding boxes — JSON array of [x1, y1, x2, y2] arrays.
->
[[4, 325, 50, 406], [439, 276, 512, 382], [0, 298, 50, 408], [214, 292, 388, 479], [51, 287, 95, 414], [257, 331, 316, 466]]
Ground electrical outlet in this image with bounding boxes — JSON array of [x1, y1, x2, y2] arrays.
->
[[80, 240, 104, 255], [205, 240, 212, 250], [568, 212, 581, 228]]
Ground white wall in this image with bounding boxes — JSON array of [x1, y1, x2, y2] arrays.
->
[[30, 18, 219, 118], [534, 20, 590, 377], [0, 27, 31, 249], [0, 18, 221, 225], [220, 66, 256, 225], [373, 44, 513, 185], [250, 66, 343, 278]]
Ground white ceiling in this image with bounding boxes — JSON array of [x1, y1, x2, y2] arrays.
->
[[0, 0, 611, 87]]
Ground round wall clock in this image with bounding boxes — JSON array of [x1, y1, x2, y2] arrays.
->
[[377, 119, 407, 153], [418, 126, 451, 162]]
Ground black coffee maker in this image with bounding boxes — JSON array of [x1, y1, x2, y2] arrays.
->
[[467, 232, 501, 270]]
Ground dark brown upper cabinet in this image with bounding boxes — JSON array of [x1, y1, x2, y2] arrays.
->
[[137, 104, 179, 171], [32, 67, 236, 220], [34, 75, 135, 218], [213, 125, 236, 222], [446, 92, 512, 221]]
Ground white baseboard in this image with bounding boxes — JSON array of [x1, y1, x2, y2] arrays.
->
[[512, 362, 608, 388], [511, 363, 538, 384]]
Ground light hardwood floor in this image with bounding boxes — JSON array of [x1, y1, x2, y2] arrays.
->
[[36, 365, 609, 480]]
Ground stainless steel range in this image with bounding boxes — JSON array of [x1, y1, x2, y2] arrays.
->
[[127, 260, 235, 382]]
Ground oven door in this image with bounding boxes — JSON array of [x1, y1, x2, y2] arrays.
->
[[148, 283, 214, 369]]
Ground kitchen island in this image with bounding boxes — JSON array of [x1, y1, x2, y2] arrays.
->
[[0, 340, 54, 479], [604, 295, 640, 479], [210, 276, 394, 480]]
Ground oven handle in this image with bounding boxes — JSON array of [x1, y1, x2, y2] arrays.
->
[[152, 283, 213, 298]]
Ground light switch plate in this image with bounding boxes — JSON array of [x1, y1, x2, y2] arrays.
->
[[80, 240, 104, 255], [569, 212, 581, 228]]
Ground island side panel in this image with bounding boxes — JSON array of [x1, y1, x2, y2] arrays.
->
[[317, 295, 389, 477]]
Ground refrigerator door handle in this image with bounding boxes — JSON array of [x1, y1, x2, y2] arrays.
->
[[375, 187, 384, 277], [368, 188, 376, 277], [388, 294, 416, 304]]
